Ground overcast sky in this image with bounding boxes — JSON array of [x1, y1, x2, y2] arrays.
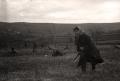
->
[[0, 0, 120, 23]]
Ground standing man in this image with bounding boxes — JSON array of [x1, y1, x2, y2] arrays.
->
[[73, 26, 104, 72], [10, 47, 17, 56], [32, 42, 37, 54]]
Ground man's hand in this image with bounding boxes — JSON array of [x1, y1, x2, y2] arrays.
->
[[80, 47, 84, 51]]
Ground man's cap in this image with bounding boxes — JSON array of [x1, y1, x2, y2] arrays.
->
[[73, 26, 79, 31]]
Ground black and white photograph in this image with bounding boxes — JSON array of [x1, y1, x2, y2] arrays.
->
[[0, 0, 120, 81]]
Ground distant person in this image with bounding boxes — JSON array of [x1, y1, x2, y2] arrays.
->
[[24, 41, 28, 48], [32, 42, 37, 54], [10, 47, 17, 56], [73, 26, 104, 72]]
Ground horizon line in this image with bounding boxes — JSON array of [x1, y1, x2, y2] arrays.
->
[[0, 21, 120, 24]]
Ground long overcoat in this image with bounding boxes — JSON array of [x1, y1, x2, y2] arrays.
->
[[75, 33, 104, 66]]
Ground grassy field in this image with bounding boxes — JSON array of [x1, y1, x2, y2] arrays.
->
[[0, 45, 120, 81]]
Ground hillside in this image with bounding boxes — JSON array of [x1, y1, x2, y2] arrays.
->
[[0, 22, 120, 35]]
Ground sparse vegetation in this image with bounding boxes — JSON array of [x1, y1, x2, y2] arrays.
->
[[0, 22, 120, 81], [0, 45, 119, 81]]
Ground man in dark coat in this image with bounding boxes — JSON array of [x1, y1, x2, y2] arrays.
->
[[10, 47, 17, 56], [73, 26, 104, 72], [32, 42, 37, 54]]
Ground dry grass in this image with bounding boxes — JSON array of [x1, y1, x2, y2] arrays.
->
[[0, 45, 120, 81]]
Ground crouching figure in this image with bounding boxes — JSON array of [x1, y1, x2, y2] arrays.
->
[[73, 27, 104, 72]]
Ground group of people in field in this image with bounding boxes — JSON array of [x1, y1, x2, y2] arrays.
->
[[73, 26, 104, 72], [32, 26, 104, 72], [10, 42, 37, 56], [10, 26, 104, 72]]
